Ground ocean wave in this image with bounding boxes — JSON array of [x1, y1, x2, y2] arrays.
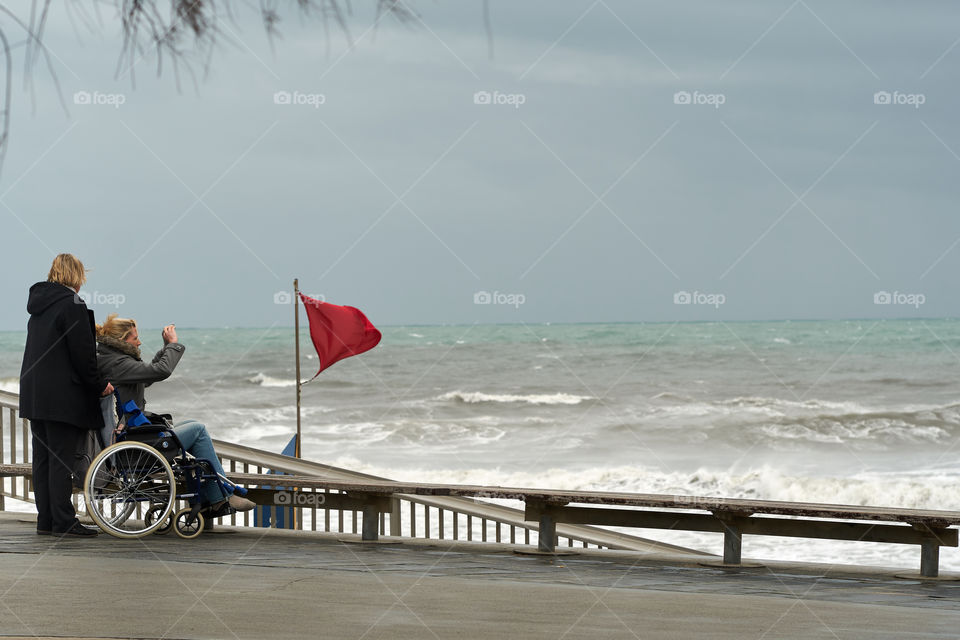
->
[[868, 377, 955, 388], [719, 396, 873, 414], [621, 395, 960, 448], [646, 395, 958, 422], [320, 462, 960, 511], [650, 391, 693, 402], [298, 419, 508, 447], [759, 419, 949, 445], [248, 372, 297, 388], [439, 390, 593, 405], [224, 405, 331, 420]]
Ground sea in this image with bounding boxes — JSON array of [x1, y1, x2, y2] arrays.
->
[[2, 319, 960, 570]]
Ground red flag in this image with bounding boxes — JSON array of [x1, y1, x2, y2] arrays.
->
[[299, 293, 381, 377]]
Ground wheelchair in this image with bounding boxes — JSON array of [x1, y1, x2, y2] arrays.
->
[[82, 421, 250, 539]]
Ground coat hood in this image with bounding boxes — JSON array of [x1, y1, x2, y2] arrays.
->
[[97, 334, 142, 361], [26, 281, 79, 316]]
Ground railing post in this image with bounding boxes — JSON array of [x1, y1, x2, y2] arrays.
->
[[714, 511, 744, 565], [538, 513, 556, 553], [722, 524, 742, 564], [389, 498, 401, 537], [361, 503, 379, 541], [920, 537, 940, 578], [0, 406, 5, 511], [10, 410, 16, 499]]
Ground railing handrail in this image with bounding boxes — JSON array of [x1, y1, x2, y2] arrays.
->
[[0, 389, 19, 408], [224, 467, 960, 526], [213, 439, 699, 553]]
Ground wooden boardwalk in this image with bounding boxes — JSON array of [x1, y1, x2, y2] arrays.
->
[[3, 461, 959, 577]]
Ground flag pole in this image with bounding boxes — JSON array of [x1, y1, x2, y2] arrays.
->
[[294, 278, 302, 460]]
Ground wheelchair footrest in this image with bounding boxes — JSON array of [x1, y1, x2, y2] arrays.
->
[[204, 502, 236, 520]]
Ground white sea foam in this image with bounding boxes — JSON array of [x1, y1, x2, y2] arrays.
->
[[299, 418, 508, 448], [440, 390, 593, 405], [759, 421, 948, 444], [219, 405, 331, 423], [321, 461, 960, 570], [646, 396, 954, 424], [720, 396, 875, 414], [322, 461, 960, 512], [650, 392, 694, 402], [248, 372, 297, 388]]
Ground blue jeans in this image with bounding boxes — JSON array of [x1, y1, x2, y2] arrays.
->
[[173, 420, 229, 505]]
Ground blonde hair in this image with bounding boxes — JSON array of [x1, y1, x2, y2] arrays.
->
[[47, 254, 88, 290], [97, 313, 137, 341]]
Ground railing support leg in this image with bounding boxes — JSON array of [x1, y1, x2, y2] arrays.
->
[[538, 514, 556, 553], [362, 504, 379, 541], [920, 539, 940, 578], [389, 498, 401, 537], [722, 522, 742, 565]]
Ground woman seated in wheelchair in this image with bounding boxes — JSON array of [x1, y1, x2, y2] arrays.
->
[[96, 313, 255, 514]]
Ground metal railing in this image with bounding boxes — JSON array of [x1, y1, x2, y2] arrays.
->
[[0, 389, 682, 553], [0, 391, 30, 510]]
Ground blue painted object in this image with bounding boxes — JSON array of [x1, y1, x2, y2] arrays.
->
[[122, 400, 151, 426], [253, 434, 297, 529]]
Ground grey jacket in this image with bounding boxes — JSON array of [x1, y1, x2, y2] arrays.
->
[[96, 335, 185, 416]]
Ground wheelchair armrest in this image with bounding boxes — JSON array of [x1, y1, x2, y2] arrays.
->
[[123, 424, 171, 436]]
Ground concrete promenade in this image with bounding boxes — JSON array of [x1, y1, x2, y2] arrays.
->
[[0, 512, 958, 639]]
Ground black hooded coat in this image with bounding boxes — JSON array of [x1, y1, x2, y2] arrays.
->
[[18, 282, 106, 430]]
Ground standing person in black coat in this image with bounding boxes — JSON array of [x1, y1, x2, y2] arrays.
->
[[19, 254, 114, 537]]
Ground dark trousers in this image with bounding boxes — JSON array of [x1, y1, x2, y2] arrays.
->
[[31, 419, 80, 532]]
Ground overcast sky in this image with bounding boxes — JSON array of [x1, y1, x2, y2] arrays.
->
[[0, 1, 958, 329]]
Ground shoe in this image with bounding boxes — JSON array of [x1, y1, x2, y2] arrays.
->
[[227, 495, 256, 512], [57, 523, 99, 537], [205, 500, 233, 519], [36, 529, 51, 536]]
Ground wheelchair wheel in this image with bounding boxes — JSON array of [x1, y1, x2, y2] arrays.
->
[[84, 441, 176, 539], [145, 505, 173, 535], [173, 508, 204, 539]]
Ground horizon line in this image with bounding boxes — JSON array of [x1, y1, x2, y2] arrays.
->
[[2, 317, 957, 332]]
